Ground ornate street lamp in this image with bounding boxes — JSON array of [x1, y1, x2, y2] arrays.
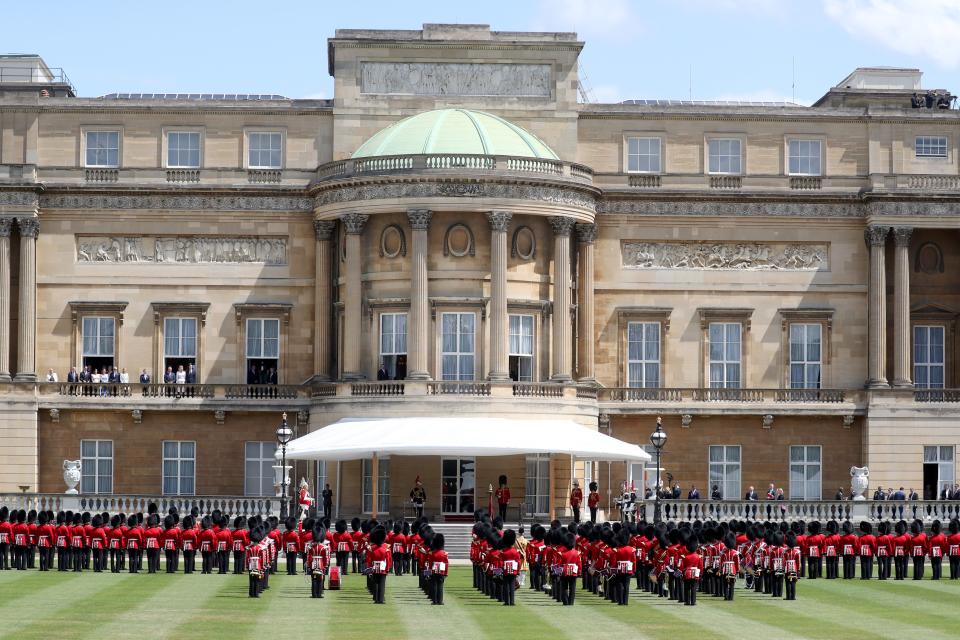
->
[[649, 416, 667, 523], [276, 412, 294, 519]]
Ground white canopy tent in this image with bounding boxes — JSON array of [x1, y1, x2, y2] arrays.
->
[[284, 417, 651, 518]]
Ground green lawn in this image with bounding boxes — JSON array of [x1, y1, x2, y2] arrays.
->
[[0, 566, 958, 640]]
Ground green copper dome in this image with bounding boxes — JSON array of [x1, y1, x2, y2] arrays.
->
[[352, 108, 559, 160]]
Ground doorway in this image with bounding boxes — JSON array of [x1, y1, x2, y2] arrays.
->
[[441, 457, 475, 515], [923, 463, 939, 500]]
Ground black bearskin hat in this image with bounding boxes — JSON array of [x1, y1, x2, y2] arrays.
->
[[370, 526, 387, 546], [500, 529, 517, 549], [589, 481, 598, 492], [498, 475, 508, 486], [335, 519, 347, 534], [860, 521, 873, 535], [432, 533, 445, 551]]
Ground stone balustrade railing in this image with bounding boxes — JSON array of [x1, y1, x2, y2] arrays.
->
[[42, 382, 304, 402], [0, 494, 276, 517], [313, 153, 594, 185], [599, 387, 852, 404], [634, 499, 960, 523]]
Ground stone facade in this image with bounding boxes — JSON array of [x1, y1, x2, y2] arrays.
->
[[1, 24, 960, 517]]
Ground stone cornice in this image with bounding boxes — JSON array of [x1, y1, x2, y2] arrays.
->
[[599, 199, 864, 217], [40, 193, 314, 212], [0, 190, 40, 209]]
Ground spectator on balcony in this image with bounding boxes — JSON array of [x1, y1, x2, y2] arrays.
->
[[892, 487, 905, 501], [186, 364, 197, 398], [671, 483, 681, 499], [246, 363, 258, 385], [45, 368, 58, 383], [711, 485, 722, 500], [766, 483, 776, 500], [109, 365, 121, 384], [908, 488, 919, 501], [873, 486, 886, 501], [265, 367, 278, 385], [80, 365, 92, 395], [119, 367, 129, 384], [67, 366, 79, 395], [835, 487, 846, 501], [139, 369, 151, 383], [163, 366, 175, 397], [175, 365, 187, 398], [745, 486, 758, 501], [687, 485, 700, 500], [377, 362, 389, 381]]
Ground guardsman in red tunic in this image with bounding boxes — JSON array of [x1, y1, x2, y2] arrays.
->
[[651, 532, 670, 598], [587, 481, 601, 523], [364, 525, 392, 604], [36, 512, 55, 572], [569, 481, 584, 523], [500, 529, 521, 605], [81, 511, 94, 570], [427, 532, 449, 605], [559, 532, 581, 606], [67, 512, 85, 573], [495, 475, 511, 522], [875, 521, 892, 580], [387, 521, 406, 576], [306, 524, 330, 598], [213, 514, 231, 574], [162, 515, 179, 574], [106, 515, 123, 573], [90, 515, 107, 572], [0, 507, 12, 570], [350, 518, 364, 574], [892, 521, 909, 580], [839, 520, 858, 579], [784, 532, 802, 600], [180, 516, 198, 573], [909, 520, 928, 580], [25, 509, 39, 570], [282, 517, 300, 576], [858, 521, 878, 580], [333, 519, 351, 575], [679, 535, 703, 606], [144, 514, 163, 574], [125, 515, 144, 573], [947, 519, 960, 580], [198, 516, 216, 574], [245, 528, 266, 598], [805, 521, 824, 579], [719, 532, 740, 600], [929, 520, 947, 580], [613, 531, 636, 605], [231, 516, 249, 575]]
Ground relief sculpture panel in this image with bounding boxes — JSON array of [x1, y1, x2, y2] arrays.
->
[[360, 62, 552, 97], [76, 236, 288, 265], [622, 241, 828, 271]]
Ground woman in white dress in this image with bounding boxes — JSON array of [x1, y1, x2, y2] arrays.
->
[[176, 365, 187, 397]]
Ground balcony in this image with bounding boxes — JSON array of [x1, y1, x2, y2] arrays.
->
[[598, 387, 864, 415], [37, 166, 316, 188], [0, 493, 276, 518], [312, 153, 595, 187], [594, 172, 869, 195], [33, 382, 310, 412], [637, 498, 960, 523]]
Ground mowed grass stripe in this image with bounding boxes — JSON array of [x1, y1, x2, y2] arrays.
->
[[391, 574, 488, 640], [13, 571, 170, 640], [517, 585, 652, 640], [169, 575, 271, 640], [0, 571, 85, 610]]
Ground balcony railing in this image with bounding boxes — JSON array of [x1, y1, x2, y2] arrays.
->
[[599, 387, 851, 404], [39, 382, 309, 409], [313, 153, 594, 186], [634, 499, 960, 523], [427, 382, 491, 396], [0, 494, 276, 518], [914, 388, 960, 402]]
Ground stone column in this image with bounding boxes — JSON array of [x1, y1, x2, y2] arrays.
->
[[549, 216, 576, 382], [341, 213, 368, 380], [575, 223, 597, 382], [865, 225, 890, 389], [313, 221, 336, 381], [486, 211, 512, 381], [892, 226, 913, 388], [15, 217, 38, 381], [406, 209, 433, 380], [0, 218, 11, 381]]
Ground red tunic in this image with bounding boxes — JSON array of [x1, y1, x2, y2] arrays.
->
[[784, 547, 802, 573], [570, 487, 583, 508], [387, 532, 407, 556], [615, 545, 636, 574], [720, 547, 741, 576], [876, 533, 893, 557], [306, 541, 329, 573], [891, 534, 909, 557], [37, 523, 56, 549], [216, 528, 232, 553], [124, 526, 144, 550], [198, 528, 217, 553], [495, 487, 511, 506], [588, 491, 601, 508], [840, 533, 858, 557], [680, 551, 703, 580], [947, 532, 960, 557], [144, 526, 163, 551], [428, 549, 449, 576], [365, 543, 393, 574], [181, 528, 198, 553], [163, 527, 181, 552], [501, 547, 521, 576], [282, 530, 301, 555], [232, 528, 250, 553], [909, 533, 928, 557], [858, 534, 877, 557], [560, 547, 582, 577], [929, 533, 947, 559]]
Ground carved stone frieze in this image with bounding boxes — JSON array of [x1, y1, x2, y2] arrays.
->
[[41, 194, 313, 211], [622, 241, 828, 271], [315, 181, 597, 212], [360, 62, 551, 97], [600, 199, 864, 217], [76, 236, 288, 265], [341, 213, 369, 235], [0, 190, 39, 209], [548, 216, 576, 236]]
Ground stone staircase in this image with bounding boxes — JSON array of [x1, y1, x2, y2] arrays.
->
[[428, 523, 473, 560]]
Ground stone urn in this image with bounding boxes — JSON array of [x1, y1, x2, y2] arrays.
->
[[63, 459, 82, 494], [850, 466, 869, 501]]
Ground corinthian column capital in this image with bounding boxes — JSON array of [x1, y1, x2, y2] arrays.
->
[[864, 225, 889, 247], [341, 213, 369, 235], [406, 209, 433, 230], [16, 217, 39, 238], [892, 226, 913, 247], [575, 222, 598, 244], [0, 218, 13, 237], [486, 211, 513, 232], [313, 220, 336, 241], [548, 216, 576, 237]]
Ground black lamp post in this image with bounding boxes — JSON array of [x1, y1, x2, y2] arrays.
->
[[276, 412, 293, 519], [649, 416, 667, 523]]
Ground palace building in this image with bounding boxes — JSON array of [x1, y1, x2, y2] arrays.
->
[[1, 24, 959, 518]]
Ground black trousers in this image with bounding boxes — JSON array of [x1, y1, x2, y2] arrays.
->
[[842, 555, 856, 579], [785, 573, 797, 600], [165, 550, 176, 573], [371, 573, 387, 604], [723, 574, 736, 600], [503, 574, 516, 605], [948, 555, 959, 579], [616, 573, 630, 605], [771, 572, 784, 597], [38, 546, 50, 571], [430, 574, 445, 604], [0, 543, 8, 570], [201, 550, 213, 574], [147, 549, 160, 574], [861, 556, 874, 579], [560, 576, 577, 605], [311, 572, 325, 598], [683, 578, 698, 605], [128, 548, 142, 573], [589, 507, 597, 523], [572, 506, 581, 523], [218, 550, 229, 574], [498, 504, 507, 521], [287, 551, 297, 575], [931, 556, 942, 580], [110, 549, 121, 573], [184, 550, 196, 573], [894, 555, 907, 580], [392, 552, 403, 576], [71, 547, 83, 572], [336, 551, 349, 574], [912, 556, 925, 580], [249, 573, 260, 597], [234, 551, 244, 574]]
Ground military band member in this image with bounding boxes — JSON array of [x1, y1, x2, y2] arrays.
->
[[495, 476, 511, 522], [232, 516, 249, 575], [245, 529, 266, 598], [679, 535, 702, 606], [909, 520, 928, 580], [805, 521, 823, 579], [90, 515, 107, 573], [947, 519, 960, 579], [613, 531, 636, 606], [858, 521, 877, 580], [428, 533, 449, 605], [351, 518, 365, 574], [306, 524, 329, 598], [769, 532, 785, 598], [69, 512, 85, 573], [500, 529, 521, 606], [784, 532, 802, 600], [181, 516, 198, 573], [559, 532, 581, 606], [720, 533, 740, 601], [282, 517, 300, 576], [364, 525, 391, 604], [36, 512, 54, 572], [929, 520, 946, 580], [410, 477, 427, 520], [162, 515, 179, 574]]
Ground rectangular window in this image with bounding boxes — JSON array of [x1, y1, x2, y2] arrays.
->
[[81, 316, 116, 371], [525, 454, 550, 516], [789, 323, 822, 389], [914, 325, 945, 389], [248, 132, 283, 169], [441, 457, 476, 514], [709, 322, 741, 388], [244, 441, 276, 497], [167, 131, 201, 168], [788, 139, 822, 176], [916, 136, 948, 158], [626, 137, 662, 173], [708, 445, 741, 501], [162, 441, 195, 496], [362, 458, 390, 513], [924, 445, 955, 496], [509, 314, 534, 382], [789, 445, 822, 500], [379, 313, 407, 380], [708, 138, 742, 174], [316, 461, 328, 505], [85, 131, 120, 168], [80, 440, 113, 494], [441, 312, 475, 381], [246, 318, 280, 383], [627, 321, 660, 388]]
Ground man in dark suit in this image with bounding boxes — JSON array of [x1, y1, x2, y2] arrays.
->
[[687, 485, 700, 500], [185, 364, 197, 397], [745, 486, 758, 501], [671, 483, 681, 499]]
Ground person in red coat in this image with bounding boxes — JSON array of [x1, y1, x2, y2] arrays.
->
[[143, 514, 163, 574], [679, 535, 703, 606], [929, 520, 947, 580], [805, 521, 824, 579], [333, 519, 352, 575], [858, 521, 877, 580], [364, 526, 392, 604], [947, 519, 960, 580], [719, 532, 741, 600], [495, 475, 511, 522], [558, 532, 581, 606], [784, 532, 802, 600], [90, 515, 107, 573], [387, 521, 406, 577], [214, 514, 232, 574], [282, 517, 301, 576], [839, 520, 858, 580], [613, 531, 637, 605], [892, 521, 909, 580], [569, 481, 583, 524], [306, 523, 330, 598], [427, 532, 449, 605], [909, 520, 928, 580], [498, 529, 521, 606], [162, 515, 180, 574], [106, 515, 123, 573], [36, 512, 55, 572], [68, 512, 85, 573], [232, 516, 250, 575], [125, 515, 145, 573], [181, 516, 199, 574], [198, 516, 217, 574], [587, 482, 601, 524], [245, 528, 266, 598]]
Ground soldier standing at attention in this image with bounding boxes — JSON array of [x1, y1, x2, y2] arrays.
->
[[570, 481, 583, 523], [784, 533, 802, 600], [410, 477, 427, 520], [587, 482, 601, 523], [428, 533, 449, 605], [365, 525, 392, 604], [928, 520, 947, 580], [680, 534, 703, 606], [947, 519, 960, 579], [496, 476, 511, 522]]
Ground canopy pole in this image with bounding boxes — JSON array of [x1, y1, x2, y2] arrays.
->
[[335, 461, 342, 520], [548, 454, 555, 521], [371, 452, 379, 520]]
